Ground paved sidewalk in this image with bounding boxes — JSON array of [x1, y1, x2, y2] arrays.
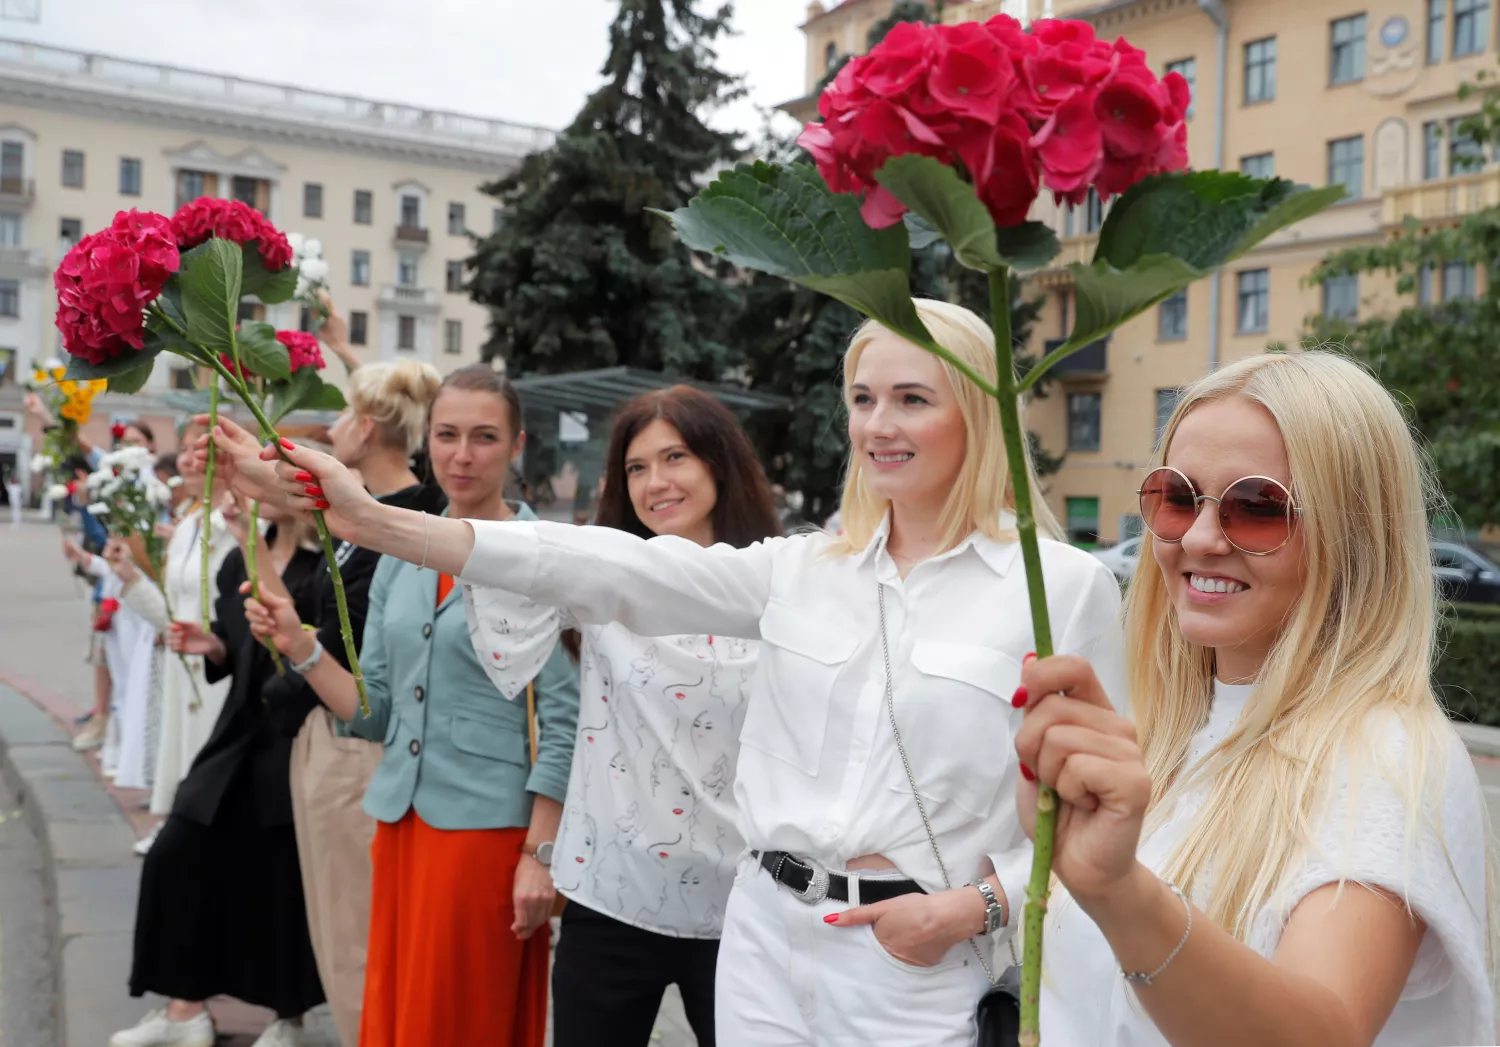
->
[[0, 518, 697, 1047]]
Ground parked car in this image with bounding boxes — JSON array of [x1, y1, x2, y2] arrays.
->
[[1092, 535, 1143, 583], [1432, 541, 1500, 605]]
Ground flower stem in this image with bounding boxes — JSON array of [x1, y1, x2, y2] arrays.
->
[[201, 374, 218, 632], [244, 499, 286, 675], [199, 352, 368, 715], [988, 266, 1055, 1047], [149, 545, 206, 713]]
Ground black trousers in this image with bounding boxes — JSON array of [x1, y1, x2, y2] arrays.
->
[[552, 900, 720, 1047]]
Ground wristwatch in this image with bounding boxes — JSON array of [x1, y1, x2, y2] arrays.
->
[[525, 841, 554, 868], [289, 638, 324, 675], [971, 880, 1006, 936]]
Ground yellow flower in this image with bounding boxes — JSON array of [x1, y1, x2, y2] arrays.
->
[[90, 379, 107, 393], [50, 366, 65, 381], [31, 369, 46, 384], [58, 403, 78, 422], [75, 405, 92, 424], [60, 380, 78, 396]]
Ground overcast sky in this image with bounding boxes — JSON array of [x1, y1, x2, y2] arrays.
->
[[9, 0, 812, 141]]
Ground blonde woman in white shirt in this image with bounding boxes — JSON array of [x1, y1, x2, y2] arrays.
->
[[467, 385, 782, 1047], [257, 299, 1127, 1046], [1013, 351, 1494, 1047]]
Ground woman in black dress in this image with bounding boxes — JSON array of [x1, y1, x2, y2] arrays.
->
[[111, 495, 325, 1047]]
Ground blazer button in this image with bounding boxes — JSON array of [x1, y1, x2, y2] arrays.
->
[[422, 623, 432, 639], [409, 739, 421, 756], [414, 685, 425, 702]]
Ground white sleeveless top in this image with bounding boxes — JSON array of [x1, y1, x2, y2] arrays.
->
[[1040, 681, 1494, 1046]]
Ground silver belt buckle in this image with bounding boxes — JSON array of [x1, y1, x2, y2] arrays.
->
[[776, 853, 830, 904]]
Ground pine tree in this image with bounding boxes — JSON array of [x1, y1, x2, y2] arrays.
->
[[468, 0, 746, 379]]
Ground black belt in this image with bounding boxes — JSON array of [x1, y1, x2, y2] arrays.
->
[[757, 850, 926, 905]]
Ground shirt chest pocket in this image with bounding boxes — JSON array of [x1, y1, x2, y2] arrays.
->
[[743, 599, 859, 776], [891, 640, 1021, 819]]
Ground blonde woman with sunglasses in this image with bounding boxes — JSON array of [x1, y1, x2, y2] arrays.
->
[[1013, 351, 1494, 1047]]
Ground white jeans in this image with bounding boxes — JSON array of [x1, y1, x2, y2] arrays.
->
[[715, 855, 990, 1046]]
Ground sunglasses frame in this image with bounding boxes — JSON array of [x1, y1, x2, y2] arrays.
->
[[1137, 465, 1303, 557]]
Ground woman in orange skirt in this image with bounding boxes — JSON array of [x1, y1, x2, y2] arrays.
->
[[244, 366, 578, 1045]]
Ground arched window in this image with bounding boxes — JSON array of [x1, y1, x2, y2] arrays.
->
[[825, 41, 839, 72]]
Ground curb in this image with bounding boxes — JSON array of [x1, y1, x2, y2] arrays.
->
[[0, 681, 144, 1047], [1455, 722, 1500, 760]]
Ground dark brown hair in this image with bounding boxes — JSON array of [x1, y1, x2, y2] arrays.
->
[[432, 364, 523, 439], [595, 385, 782, 548]]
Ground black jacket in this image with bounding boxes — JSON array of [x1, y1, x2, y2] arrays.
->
[[171, 538, 323, 829]]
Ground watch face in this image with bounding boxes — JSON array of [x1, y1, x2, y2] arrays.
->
[[534, 841, 554, 867]]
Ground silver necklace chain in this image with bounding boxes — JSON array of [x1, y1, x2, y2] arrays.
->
[[877, 582, 995, 983]]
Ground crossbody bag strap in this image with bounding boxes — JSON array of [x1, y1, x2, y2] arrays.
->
[[877, 582, 998, 983]]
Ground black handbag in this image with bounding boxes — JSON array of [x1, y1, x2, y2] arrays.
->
[[877, 583, 1020, 1047]]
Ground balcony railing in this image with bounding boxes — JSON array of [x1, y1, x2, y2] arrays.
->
[[1383, 169, 1500, 225], [0, 175, 33, 205], [1042, 336, 1109, 378], [394, 225, 430, 245], [379, 285, 438, 310]]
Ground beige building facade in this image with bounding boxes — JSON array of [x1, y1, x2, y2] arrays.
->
[[0, 38, 550, 489], [789, 0, 1489, 545]]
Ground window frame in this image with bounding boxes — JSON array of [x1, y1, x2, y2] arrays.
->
[[353, 189, 373, 225], [1165, 57, 1196, 118], [303, 182, 324, 219], [1429, 0, 1447, 63], [1236, 268, 1271, 333], [350, 250, 371, 287], [447, 202, 466, 236], [349, 310, 368, 346], [445, 260, 464, 294], [60, 149, 84, 189], [399, 194, 421, 230], [1327, 135, 1365, 198], [0, 278, 20, 317], [1066, 391, 1102, 453], [58, 217, 82, 247], [1240, 152, 1275, 179], [443, 318, 462, 354], [1453, 0, 1489, 58], [1157, 290, 1188, 341], [1244, 37, 1278, 105], [397, 315, 417, 350], [1322, 272, 1359, 320], [1423, 120, 1443, 180], [118, 156, 141, 197], [1329, 14, 1368, 85]]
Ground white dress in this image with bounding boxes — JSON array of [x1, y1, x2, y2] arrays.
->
[[86, 555, 157, 790], [148, 506, 235, 815], [1040, 681, 1495, 1047]]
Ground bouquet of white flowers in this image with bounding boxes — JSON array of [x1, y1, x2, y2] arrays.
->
[[288, 233, 330, 327]]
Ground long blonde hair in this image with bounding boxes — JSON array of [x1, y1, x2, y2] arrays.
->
[[1129, 350, 1479, 941], [830, 299, 1062, 555]]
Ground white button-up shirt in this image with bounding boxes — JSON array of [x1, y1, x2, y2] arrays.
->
[[459, 513, 1126, 935]]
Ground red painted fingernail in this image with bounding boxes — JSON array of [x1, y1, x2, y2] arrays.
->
[[304, 486, 323, 497], [1023, 652, 1037, 665], [823, 914, 839, 924], [294, 471, 313, 483], [1020, 763, 1036, 782], [1011, 686, 1028, 709], [315, 500, 330, 510]]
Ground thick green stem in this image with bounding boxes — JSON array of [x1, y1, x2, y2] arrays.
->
[[245, 499, 286, 675], [201, 375, 219, 632], [200, 353, 369, 716], [989, 267, 1056, 1047]]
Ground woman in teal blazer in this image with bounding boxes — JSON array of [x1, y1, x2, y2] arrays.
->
[[246, 365, 577, 1047]]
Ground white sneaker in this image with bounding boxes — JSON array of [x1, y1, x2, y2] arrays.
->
[[109, 1007, 215, 1047], [251, 1018, 302, 1047], [72, 714, 107, 751], [133, 822, 163, 857]]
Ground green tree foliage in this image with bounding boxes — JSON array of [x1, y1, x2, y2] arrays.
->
[[468, 0, 746, 379], [1308, 67, 1500, 527]]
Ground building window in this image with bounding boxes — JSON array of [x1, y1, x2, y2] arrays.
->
[[236, 302, 264, 323], [1165, 58, 1196, 117], [59, 217, 81, 247], [349, 310, 368, 346], [60, 149, 84, 188], [444, 319, 462, 354], [398, 252, 419, 287], [354, 190, 373, 225], [303, 182, 323, 218], [399, 194, 421, 229], [298, 306, 314, 333], [1237, 268, 1270, 332], [1065, 497, 1101, 549], [1328, 136, 1364, 197], [1449, 116, 1485, 173], [351, 250, 370, 287], [397, 315, 416, 350], [1155, 387, 1183, 442], [1423, 121, 1443, 179], [1419, 264, 1436, 304], [1429, 0, 1447, 62], [168, 366, 197, 391], [492, 207, 503, 233], [118, 157, 141, 196], [447, 202, 466, 236], [1443, 261, 1476, 300], [231, 175, 264, 212], [1158, 290, 1188, 340], [825, 41, 838, 73], [0, 213, 19, 247], [1083, 187, 1104, 234], [0, 142, 22, 195], [1067, 392, 1101, 452], [1330, 15, 1367, 84], [175, 169, 214, 211], [1244, 37, 1277, 104], [1241, 152, 1274, 179], [1454, 0, 1489, 57], [1323, 273, 1359, 319], [445, 260, 464, 294], [0, 279, 19, 317]]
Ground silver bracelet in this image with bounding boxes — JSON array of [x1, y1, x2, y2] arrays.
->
[[418, 511, 429, 571], [1122, 882, 1192, 987], [289, 638, 324, 675]]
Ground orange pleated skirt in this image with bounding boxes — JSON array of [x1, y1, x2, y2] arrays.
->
[[358, 810, 549, 1047]]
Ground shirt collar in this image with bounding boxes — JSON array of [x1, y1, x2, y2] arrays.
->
[[857, 509, 1022, 578]]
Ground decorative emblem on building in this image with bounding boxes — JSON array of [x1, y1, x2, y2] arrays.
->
[[1366, 15, 1419, 98]]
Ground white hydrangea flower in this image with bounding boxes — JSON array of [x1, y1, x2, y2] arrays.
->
[[167, 475, 184, 489], [86, 502, 109, 516], [145, 479, 172, 508], [302, 238, 322, 259], [29, 453, 45, 473], [300, 257, 329, 283], [46, 484, 68, 500], [287, 232, 305, 256]]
